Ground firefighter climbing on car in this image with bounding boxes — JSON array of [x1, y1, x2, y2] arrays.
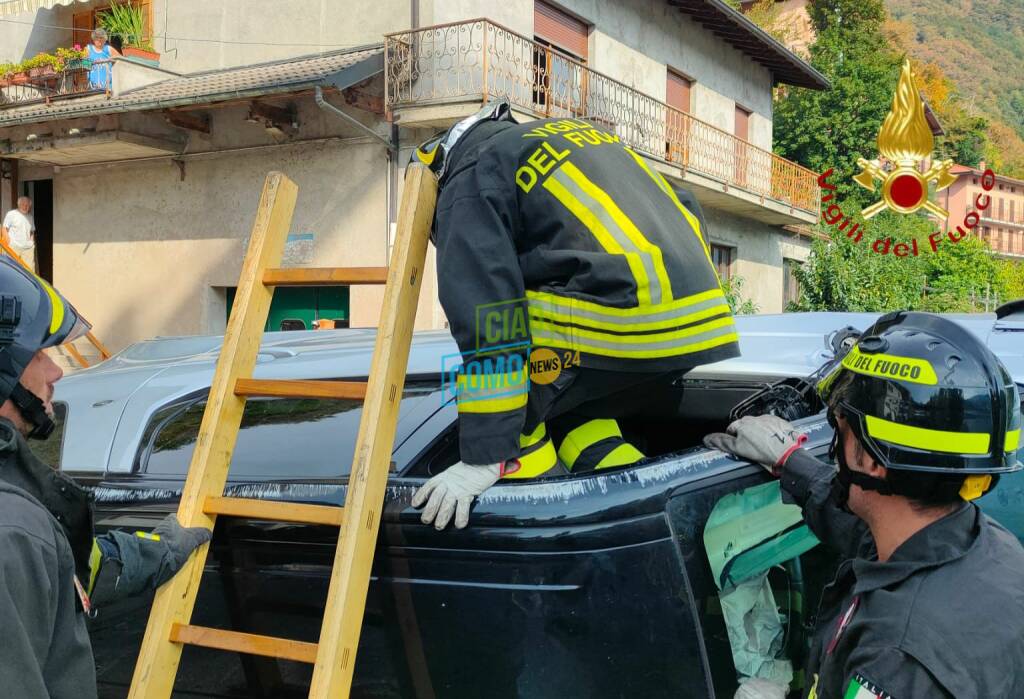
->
[[410, 100, 740, 529]]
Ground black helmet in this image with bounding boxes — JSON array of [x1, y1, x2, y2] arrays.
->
[[0, 257, 90, 438], [818, 311, 1021, 484]]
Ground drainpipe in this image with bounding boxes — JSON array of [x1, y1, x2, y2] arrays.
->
[[314, 86, 397, 258]]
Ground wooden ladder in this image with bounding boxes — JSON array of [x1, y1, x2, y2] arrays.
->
[[127, 164, 437, 698]]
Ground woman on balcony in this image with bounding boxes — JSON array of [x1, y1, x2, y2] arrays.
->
[[87, 29, 119, 91]]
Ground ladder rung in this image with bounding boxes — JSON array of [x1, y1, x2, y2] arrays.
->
[[170, 624, 318, 664], [204, 496, 343, 526], [234, 378, 367, 400], [263, 267, 389, 286]]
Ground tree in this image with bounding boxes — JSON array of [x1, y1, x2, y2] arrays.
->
[[773, 0, 902, 206], [790, 213, 929, 312]]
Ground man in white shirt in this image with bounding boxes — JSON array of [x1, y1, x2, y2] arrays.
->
[[2, 196, 36, 272]]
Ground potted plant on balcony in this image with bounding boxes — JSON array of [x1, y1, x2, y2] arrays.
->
[[99, 2, 159, 65]]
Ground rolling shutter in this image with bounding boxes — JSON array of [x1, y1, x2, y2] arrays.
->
[[667, 70, 692, 114], [534, 0, 588, 59]]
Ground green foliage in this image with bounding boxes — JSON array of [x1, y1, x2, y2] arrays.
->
[[886, 0, 1024, 147], [774, 0, 901, 207], [722, 275, 760, 315], [793, 206, 1018, 313], [996, 260, 1024, 303], [791, 213, 928, 312], [98, 1, 149, 50]]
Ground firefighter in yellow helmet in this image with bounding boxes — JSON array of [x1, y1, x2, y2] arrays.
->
[[0, 258, 211, 698], [705, 311, 1024, 699], [411, 101, 739, 529]]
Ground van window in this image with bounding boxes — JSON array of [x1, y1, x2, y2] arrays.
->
[[136, 383, 441, 479]]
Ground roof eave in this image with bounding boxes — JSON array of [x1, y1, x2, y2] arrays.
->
[[668, 0, 830, 91]]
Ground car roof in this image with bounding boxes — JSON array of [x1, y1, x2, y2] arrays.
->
[[56, 312, 1023, 473]]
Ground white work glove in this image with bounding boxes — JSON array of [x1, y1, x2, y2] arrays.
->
[[703, 415, 807, 475], [411, 461, 502, 530], [733, 677, 790, 699]]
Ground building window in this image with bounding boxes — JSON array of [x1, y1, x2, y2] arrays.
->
[[665, 69, 693, 162], [734, 105, 751, 185], [973, 177, 978, 185], [711, 244, 734, 281], [783, 258, 802, 308], [533, 0, 589, 115], [74, 1, 153, 50]]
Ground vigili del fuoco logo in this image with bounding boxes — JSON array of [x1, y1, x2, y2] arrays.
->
[[817, 60, 998, 258]]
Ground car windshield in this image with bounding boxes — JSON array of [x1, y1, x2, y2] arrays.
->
[[136, 381, 442, 479]]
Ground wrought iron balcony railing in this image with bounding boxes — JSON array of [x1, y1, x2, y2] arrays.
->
[[384, 19, 819, 214], [0, 63, 108, 110]]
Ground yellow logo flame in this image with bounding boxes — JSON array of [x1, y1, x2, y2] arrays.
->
[[877, 60, 933, 164]]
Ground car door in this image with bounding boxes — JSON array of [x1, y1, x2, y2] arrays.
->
[[89, 380, 446, 699], [379, 400, 722, 699]]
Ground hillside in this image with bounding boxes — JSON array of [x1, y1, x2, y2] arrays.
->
[[885, 0, 1024, 141]]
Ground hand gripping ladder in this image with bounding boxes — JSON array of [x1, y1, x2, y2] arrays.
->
[[128, 164, 437, 698]]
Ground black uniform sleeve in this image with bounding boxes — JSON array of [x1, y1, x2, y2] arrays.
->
[[837, 645, 954, 699], [434, 155, 528, 465], [779, 449, 874, 561]]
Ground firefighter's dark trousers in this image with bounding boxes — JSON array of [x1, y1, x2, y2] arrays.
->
[[502, 366, 684, 478]]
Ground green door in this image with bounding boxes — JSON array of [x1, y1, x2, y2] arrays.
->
[[226, 286, 350, 331]]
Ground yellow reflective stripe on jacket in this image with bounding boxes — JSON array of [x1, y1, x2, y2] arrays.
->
[[864, 414, 991, 455], [841, 346, 938, 385], [624, 146, 716, 274], [558, 418, 623, 468], [457, 391, 529, 414], [504, 436, 557, 479], [544, 161, 673, 305], [531, 314, 738, 360], [595, 442, 645, 470], [457, 366, 529, 414], [1007, 428, 1021, 452], [527, 288, 729, 333]]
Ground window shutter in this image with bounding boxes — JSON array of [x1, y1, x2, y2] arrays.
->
[[667, 70, 692, 114], [73, 10, 93, 47], [734, 105, 750, 141], [534, 1, 588, 59]]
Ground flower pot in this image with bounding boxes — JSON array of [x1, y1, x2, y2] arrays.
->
[[123, 46, 160, 66], [10, 72, 29, 85], [27, 65, 55, 78]]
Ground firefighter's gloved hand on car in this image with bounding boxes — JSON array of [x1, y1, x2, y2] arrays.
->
[[94, 513, 212, 600], [703, 415, 806, 475], [412, 461, 502, 529]]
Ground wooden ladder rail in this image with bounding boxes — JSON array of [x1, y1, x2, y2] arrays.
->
[[126, 164, 437, 698], [0, 239, 111, 367]]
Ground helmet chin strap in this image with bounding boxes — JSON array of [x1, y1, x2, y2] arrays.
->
[[830, 431, 892, 510], [9, 382, 54, 440]]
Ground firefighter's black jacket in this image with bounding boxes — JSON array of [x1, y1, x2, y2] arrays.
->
[[782, 449, 1024, 698], [425, 110, 739, 464]]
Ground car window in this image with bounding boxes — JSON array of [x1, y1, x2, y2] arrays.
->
[[36, 402, 67, 470], [136, 382, 442, 479]]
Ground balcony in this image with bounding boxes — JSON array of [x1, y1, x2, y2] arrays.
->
[[0, 65, 105, 109], [384, 19, 819, 224]]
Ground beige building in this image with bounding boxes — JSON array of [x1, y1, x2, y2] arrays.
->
[[942, 164, 1024, 259], [0, 0, 827, 358]]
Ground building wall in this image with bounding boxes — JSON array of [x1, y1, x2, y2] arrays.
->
[[553, 0, 774, 149], [16, 95, 438, 352], [703, 207, 811, 313]]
